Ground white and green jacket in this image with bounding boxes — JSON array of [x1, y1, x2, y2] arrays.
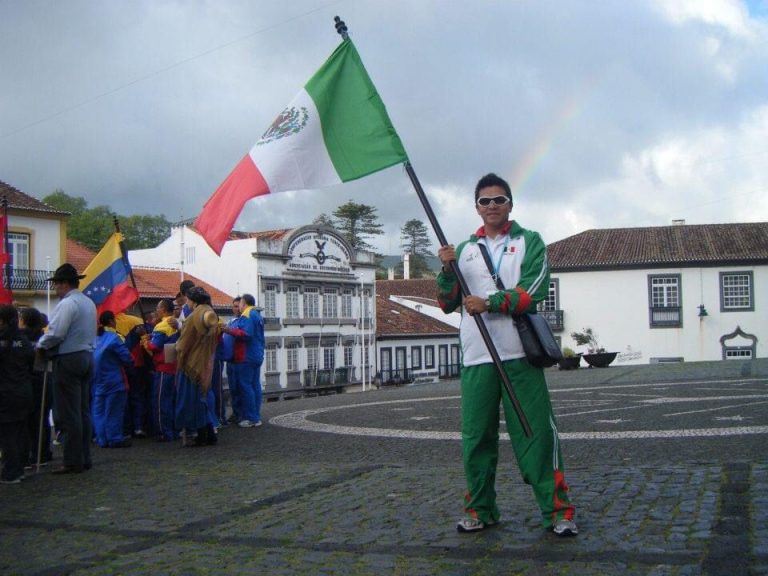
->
[[437, 220, 550, 367]]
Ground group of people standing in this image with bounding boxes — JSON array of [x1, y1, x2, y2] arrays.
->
[[0, 264, 265, 482]]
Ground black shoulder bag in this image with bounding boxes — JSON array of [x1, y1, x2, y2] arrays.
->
[[476, 242, 562, 368]]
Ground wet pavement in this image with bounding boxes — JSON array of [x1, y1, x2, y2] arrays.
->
[[1, 359, 766, 575]]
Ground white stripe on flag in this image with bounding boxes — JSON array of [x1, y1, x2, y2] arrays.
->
[[249, 89, 340, 193]]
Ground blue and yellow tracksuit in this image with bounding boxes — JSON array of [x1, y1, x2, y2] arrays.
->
[[144, 315, 178, 440], [227, 306, 265, 424], [92, 328, 133, 447]]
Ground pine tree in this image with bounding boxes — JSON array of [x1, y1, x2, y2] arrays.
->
[[332, 200, 383, 251], [399, 218, 433, 278]]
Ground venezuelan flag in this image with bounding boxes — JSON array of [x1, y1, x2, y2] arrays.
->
[[81, 233, 139, 315]]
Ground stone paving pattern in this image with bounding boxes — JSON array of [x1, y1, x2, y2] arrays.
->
[[1, 359, 766, 575]]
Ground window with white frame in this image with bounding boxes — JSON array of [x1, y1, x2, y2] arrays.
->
[[263, 284, 278, 317], [286, 344, 299, 372], [8, 233, 29, 269], [343, 344, 354, 367], [185, 246, 196, 266], [538, 280, 558, 311], [425, 346, 435, 369], [322, 343, 335, 369], [307, 347, 319, 370], [363, 289, 371, 318], [720, 272, 753, 311], [323, 288, 338, 318], [304, 287, 320, 318], [285, 286, 300, 318], [265, 345, 278, 372], [725, 348, 752, 359], [341, 289, 353, 318], [648, 274, 682, 327], [411, 346, 422, 369]]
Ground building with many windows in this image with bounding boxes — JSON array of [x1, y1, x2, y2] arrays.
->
[[375, 279, 459, 384], [541, 222, 768, 363], [1, 180, 69, 313], [130, 223, 378, 393]]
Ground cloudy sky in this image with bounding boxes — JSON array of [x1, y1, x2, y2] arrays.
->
[[1, 0, 767, 255]]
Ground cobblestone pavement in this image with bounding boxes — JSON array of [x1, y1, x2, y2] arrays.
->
[[1, 359, 766, 575]]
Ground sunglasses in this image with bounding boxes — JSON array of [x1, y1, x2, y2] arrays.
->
[[476, 195, 510, 207]]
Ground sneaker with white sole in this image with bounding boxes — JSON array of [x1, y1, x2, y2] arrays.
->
[[551, 518, 578, 537], [456, 517, 497, 533], [238, 420, 255, 428]]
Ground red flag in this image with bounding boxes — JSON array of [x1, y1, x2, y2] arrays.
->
[[0, 211, 12, 304]]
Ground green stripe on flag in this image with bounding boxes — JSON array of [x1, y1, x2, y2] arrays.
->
[[305, 39, 408, 182]]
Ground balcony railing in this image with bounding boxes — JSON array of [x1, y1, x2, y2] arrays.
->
[[303, 367, 349, 387], [439, 363, 461, 379], [538, 309, 564, 331], [377, 368, 413, 386], [650, 306, 682, 327], [2, 268, 50, 292]]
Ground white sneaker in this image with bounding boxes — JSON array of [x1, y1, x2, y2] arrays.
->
[[456, 517, 497, 533], [552, 518, 578, 537], [253, 421, 262, 427], [238, 420, 255, 428]]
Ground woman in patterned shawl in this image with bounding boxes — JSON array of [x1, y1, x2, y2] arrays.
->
[[174, 287, 220, 446]]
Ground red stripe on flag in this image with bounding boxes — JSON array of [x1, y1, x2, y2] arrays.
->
[[96, 283, 139, 316], [195, 155, 270, 255]]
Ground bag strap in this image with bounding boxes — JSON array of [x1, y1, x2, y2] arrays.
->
[[477, 241, 534, 320], [476, 242, 505, 291]]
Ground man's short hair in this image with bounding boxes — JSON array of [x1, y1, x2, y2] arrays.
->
[[179, 280, 195, 296], [233, 296, 241, 304], [475, 173, 513, 204], [241, 293, 255, 306], [158, 298, 174, 314], [0, 304, 19, 329]]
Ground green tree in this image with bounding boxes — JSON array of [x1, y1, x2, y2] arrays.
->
[[43, 190, 171, 251], [312, 213, 336, 228], [331, 200, 383, 251], [399, 218, 433, 278], [120, 214, 172, 251]]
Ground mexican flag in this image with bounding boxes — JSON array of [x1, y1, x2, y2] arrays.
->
[[195, 38, 408, 255]]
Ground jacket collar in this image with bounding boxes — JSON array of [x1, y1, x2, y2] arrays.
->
[[472, 220, 516, 240]]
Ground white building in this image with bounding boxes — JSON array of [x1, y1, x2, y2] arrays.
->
[[374, 279, 460, 384], [1, 180, 69, 314], [542, 222, 768, 364], [131, 223, 378, 393]]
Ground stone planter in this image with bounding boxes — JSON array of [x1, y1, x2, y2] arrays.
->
[[558, 355, 582, 370], [582, 352, 618, 368]]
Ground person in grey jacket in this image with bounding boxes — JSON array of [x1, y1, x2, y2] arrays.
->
[[37, 263, 97, 474]]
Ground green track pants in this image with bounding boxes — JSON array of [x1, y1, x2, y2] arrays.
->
[[460, 360, 575, 528]]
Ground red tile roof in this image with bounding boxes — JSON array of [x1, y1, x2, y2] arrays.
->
[[376, 279, 458, 337], [66, 239, 232, 307], [548, 222, 768, 271], [226, 228, 293, 241], [0, 180, 69, 215]]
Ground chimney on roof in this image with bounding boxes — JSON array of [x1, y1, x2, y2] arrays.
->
[[403, 253, 410, 280], [672, 219, 686, 226]]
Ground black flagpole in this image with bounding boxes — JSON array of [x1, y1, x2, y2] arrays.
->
[[333, 17, 532, 437], [112, 216, 146, 322]]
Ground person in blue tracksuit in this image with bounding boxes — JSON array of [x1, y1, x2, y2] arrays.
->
[[91, 311, 133, 448], [143, 299, 179, 441], [222, 293, 264, 428], [221, 297, 241, 424]]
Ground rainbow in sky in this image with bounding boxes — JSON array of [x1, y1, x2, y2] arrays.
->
[[507, 78, 597, 198]]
